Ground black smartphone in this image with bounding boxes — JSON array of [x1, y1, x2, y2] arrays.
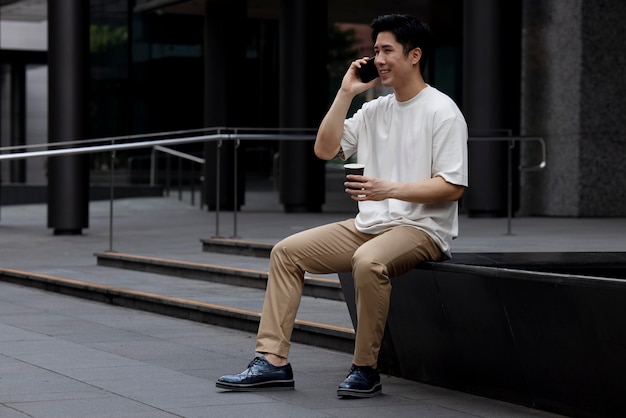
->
[[358, 57, 378, 82]]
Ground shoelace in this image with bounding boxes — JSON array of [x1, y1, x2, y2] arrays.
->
[[347, 365, 376, 379], [246, 357, 266, 370], [248, 357, 263, 367]]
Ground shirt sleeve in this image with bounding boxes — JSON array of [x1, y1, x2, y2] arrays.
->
[[431, 115, 469, 187], [340, 109, 361, 161]]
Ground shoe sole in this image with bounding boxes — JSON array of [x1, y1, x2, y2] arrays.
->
[[337, 383, 382, 398], [216, 380, 295, 391]]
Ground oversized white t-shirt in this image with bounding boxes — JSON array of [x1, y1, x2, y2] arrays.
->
[[340, 85, 468, 257]]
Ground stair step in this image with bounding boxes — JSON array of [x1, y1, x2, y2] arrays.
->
[[201, 237, 273, 258], [0, 266, 355, 354], [95, 251, 344, 302]]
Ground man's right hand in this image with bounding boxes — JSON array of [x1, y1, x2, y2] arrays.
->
[[341, 57, 378, 96]]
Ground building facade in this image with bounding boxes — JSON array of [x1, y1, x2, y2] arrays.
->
[[1, 0, 625, 233]]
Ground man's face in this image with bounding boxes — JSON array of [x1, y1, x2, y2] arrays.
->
[[373, 31, 418, 89]]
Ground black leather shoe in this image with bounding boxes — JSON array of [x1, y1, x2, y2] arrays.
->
[[216, 356, 294, 391], [337, 364, 382, 398]]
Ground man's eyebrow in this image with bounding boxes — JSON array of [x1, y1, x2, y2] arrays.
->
[[374, 42, 394, 49]]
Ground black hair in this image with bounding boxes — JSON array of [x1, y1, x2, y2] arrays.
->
[[370, 14, 433, 73]]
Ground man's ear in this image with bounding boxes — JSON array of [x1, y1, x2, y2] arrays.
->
[[412, 47, 422, 66]]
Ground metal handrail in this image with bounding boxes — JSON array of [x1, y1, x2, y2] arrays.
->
[[0, 129, 545, 244], [0, 133, 316, 161], [151, 145, 205, 207], [0, 127, 219, 153], [0, 128, 318, 248], [469, 135, 547, 234], [469, 135, 546, 171]]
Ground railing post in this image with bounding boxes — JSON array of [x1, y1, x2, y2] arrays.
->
[[214, 137, 222, 237], [506, 137, 514, 236], [200, 172, 205, 210], [165, 155, 171, 197], [232, 132, 240, 238], [178, 157, 183, 201], [108, 147, 115, 252], [191, 160, 196, 207], [150, 147, 156, 186]]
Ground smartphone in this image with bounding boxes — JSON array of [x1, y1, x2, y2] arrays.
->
[[358, 57, 378, 82]]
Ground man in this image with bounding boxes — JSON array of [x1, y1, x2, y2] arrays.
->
[[216, 13, 468, 398]]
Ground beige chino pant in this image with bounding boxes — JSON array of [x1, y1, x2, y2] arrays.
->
[[255, 218, 443, 367]]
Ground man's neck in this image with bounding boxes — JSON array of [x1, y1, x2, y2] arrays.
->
[[394, 78, 428, 102]]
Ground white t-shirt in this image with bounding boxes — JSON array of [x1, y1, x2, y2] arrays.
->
[[340, 85, 468, 257]]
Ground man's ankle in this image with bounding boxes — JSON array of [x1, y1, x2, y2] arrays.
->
[[262, 353, 288, 367]]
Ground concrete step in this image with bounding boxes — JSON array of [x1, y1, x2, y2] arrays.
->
[[95, 251, 344, 301], [201, 237, 273, 258], [0, 261, 355, 354]]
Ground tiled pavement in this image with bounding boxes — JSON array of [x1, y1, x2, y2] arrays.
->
[[1, 189, 623, 417]]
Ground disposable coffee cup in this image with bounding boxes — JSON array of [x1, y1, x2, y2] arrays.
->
[[344, 163, 365, 196]]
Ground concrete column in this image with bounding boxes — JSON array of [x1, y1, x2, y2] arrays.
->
[[203, 0, 247, 211], [47, 0, 89, 234], [462, 0, 521, 217], [278, 0, 327, 213]]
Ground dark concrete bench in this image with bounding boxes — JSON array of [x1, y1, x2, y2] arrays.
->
[[338, 252, 626, 418]]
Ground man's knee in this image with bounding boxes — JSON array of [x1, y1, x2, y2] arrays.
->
[[270, 234, 306, 269], [270, 238, 292, 263], [352, 250, 388, 285]]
